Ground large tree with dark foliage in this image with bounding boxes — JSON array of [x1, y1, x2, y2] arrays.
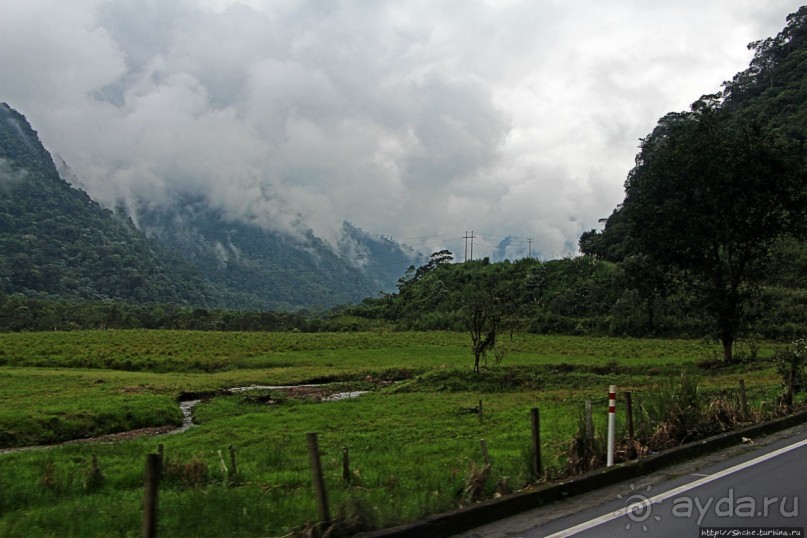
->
[[622, 98, 804, 362], [579, 7, 807, 355]]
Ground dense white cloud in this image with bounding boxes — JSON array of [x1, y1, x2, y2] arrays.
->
[[0, 0, 802, 259]]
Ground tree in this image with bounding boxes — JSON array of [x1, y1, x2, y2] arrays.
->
[[579, 207, 631, 262], [722, 7, 807, 112], [623, 98, 805, 361], [463, 266, 519, 372], [396, 250, 453, 291], [618, 254, 668, 333], [466, 288, 502, 373]]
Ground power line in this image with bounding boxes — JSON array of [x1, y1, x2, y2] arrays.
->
[[369, 229, 556, 262], [390, 232, 466, 242], [470, 240, 503, 248]]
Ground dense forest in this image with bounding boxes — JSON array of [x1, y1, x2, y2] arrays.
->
[[1, 8, 805, 344]]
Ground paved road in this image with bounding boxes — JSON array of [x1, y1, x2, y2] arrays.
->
[[456, 425, 807, 538]]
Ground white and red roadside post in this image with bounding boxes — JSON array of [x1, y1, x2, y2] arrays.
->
[[607, 385, 616, 467]]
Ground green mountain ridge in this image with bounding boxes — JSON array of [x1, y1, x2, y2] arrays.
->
[[0, 102, 420, 310], [136, 198, 421, 310], [0, 102, 214, 306]]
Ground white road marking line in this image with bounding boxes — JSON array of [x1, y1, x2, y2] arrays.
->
[[544, 437, 807, 538]]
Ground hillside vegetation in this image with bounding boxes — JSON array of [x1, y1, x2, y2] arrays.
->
[[344, 250, 806, 342]]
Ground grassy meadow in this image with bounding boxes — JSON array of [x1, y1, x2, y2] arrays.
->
[[0, 330, 789, 537]]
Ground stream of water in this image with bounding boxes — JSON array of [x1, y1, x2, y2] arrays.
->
[[1, 385, 369, 453], [171, 386, 369, 434]]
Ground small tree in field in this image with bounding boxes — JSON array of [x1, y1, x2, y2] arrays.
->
[[464, 264, 518, 372], [467, 291, 501, 373]]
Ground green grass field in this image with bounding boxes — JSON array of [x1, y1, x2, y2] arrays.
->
[[0, 331, 789, 537]]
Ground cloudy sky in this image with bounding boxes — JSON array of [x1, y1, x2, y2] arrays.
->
[[0, 0, 802, 260]]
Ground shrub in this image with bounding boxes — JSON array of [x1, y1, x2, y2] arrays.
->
[[775, 338, 807, 406], [636, 372, 704, 448]]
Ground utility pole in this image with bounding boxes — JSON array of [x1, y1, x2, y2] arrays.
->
[[528, 238, 533, 258], [463, 231, 475, 262]]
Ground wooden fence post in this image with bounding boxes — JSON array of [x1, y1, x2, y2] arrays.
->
[[143, 453, 161, 538], [625, 392, 634, 442], [625, 391, 635, 459], [480, 439, 490, 466], [584, 399, 593, 443], [342, 447, 350, 484], [530, 408, 541, 477], [229, 445, 238, 485], [306, 432, 331, 527], [739, 379, 749, 420]]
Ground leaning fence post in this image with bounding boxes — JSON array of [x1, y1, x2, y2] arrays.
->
[[143, 453, 161, 538], [306, 432, 331, 527], [607, 385, 616, 467], [530, 408, 541, 477]]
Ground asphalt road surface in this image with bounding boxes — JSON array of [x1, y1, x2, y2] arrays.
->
[[456, 424, 807, 538]]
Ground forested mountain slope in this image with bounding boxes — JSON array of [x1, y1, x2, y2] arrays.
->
[[137, 200, 419, 310], [0, 102, 420, 310], [581, 6, 807, 262], [0, 103, 214, 305]]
